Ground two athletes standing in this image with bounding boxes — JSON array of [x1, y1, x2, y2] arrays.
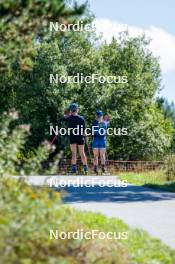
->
[[64, 103, 109, 174]]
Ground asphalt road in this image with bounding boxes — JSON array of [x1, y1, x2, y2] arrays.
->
[[60, 176, 175, 249]]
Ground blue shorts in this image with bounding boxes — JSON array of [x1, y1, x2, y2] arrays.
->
[[92, 137, 106, 149]]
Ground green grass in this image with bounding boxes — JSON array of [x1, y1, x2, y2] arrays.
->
[[1, 176, 175, 264], [118, 170, 175, 192], [72, 209, 175, 264]]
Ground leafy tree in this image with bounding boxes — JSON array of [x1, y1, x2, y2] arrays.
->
[[0, 0, 87, 72], [9, 31, 174, 160], [0, 0, 89, 171], [0, 0, 173, 161], [0, 0, 88, 114]]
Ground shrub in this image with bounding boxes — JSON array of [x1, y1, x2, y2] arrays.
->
[[0, 177, 130, 264], [164, 155, 175, 181], [0, 110, 59, 176]]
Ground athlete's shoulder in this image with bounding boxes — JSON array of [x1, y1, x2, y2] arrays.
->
[[92, 120, 98, 125], [78, 115, 85, 121], [66, 115, 72, 121], [60, 115, 71, 122]]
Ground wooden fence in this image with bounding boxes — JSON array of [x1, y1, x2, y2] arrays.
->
[[57, 159, 164, 172]]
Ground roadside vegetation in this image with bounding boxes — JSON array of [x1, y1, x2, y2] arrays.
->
[[119, 169, 175, 192], [0, 176, 175, 264]]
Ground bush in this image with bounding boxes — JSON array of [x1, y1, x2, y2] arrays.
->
[[1, 177, 175, 263], [0, 110, 59, 176], [164, 155, 175, 181], [0, 177, 129, 264], [0, 110, 26, 176]]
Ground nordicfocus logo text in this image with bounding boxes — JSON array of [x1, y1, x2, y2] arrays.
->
[[50, 125, 128, 136], [50, 229, 128, 240], [48, 177, 128, 188], [49, 21, 95, 32], [49, 73, 128, 84]]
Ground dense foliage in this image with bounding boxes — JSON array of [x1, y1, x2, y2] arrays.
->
[[164, 154, 175, 181], [157, 98, 175, 152], [0, 0, 87, 72], [0, 111, 59, 176], [0, 0, 175, 172], [0, 0, 89, 173], [8, 32, 174, 160]]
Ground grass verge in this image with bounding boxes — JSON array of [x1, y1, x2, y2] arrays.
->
[[118, 170, 175, 192]]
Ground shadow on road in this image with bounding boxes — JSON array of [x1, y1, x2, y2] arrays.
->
[[143, 182, 175, 193], [59, 185, 175, 203]]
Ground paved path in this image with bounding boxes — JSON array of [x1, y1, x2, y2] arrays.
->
[[60, 176, 175, 249], [16, 175, 175, 249]]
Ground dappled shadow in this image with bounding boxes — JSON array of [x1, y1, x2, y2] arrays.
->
[[58, 184, 175, 204], [143, 182, 175, 193]]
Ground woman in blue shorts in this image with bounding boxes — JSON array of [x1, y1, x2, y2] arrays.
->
[[92, 110, 108, 174]]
